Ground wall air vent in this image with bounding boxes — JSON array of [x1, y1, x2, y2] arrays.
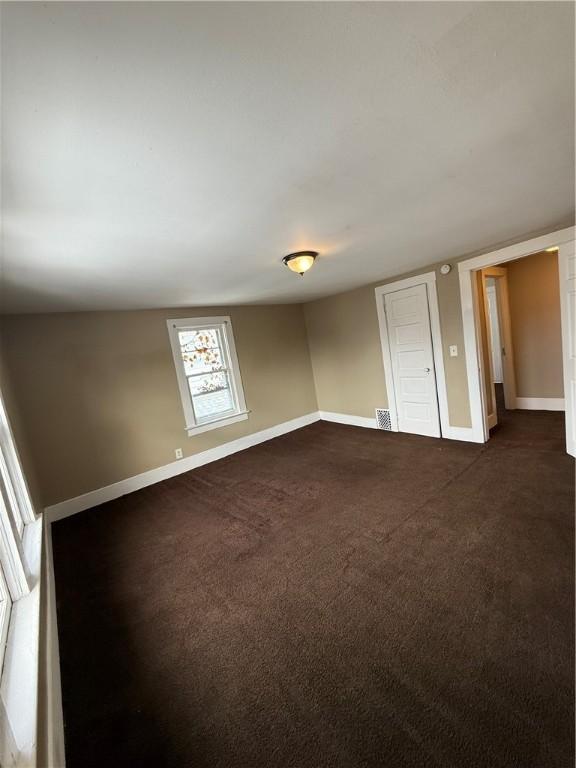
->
[[375, 408, 392, 431]]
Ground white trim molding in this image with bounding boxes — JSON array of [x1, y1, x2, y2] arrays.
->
[[458, 226, 576, 445], [0, 517, 42, 768], [558, 241, 576, 457], [45, 412, 321, 522], [0, 389, 36, 526], [320, 411, 477, 442], [319, 411, 378, 429], [45, 407, 487, 524], [41, 520, 66, 768], [374, 271, 453, 440], [184, 410, 249, 437], [515, 397, 565, 411], [441, 425, 478, 442]]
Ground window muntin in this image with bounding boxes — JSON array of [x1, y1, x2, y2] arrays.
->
[[168, 317, 247, 434], [0, 449, 24, 539], [0, 565, 11, 674], [0, 391, 35, 529], [0, 488, 29, 600]]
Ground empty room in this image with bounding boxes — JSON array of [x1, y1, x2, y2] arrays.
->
[[0, 3, 574, 768]]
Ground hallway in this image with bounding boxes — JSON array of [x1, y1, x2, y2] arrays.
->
[[490, 382, 567, 452]]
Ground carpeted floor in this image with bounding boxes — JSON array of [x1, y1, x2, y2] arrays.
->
[[53, 399, 575, 768]]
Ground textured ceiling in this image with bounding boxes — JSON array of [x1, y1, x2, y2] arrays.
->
[[1, 2, 574, 313]]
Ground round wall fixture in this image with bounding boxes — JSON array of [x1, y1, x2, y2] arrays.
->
[[440, 264, 452, 275], [282, 251, 318, 276]]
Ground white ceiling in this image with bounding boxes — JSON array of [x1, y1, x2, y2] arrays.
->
[[1, 2, 574, 313]]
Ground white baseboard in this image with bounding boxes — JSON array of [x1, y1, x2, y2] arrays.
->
[[319, 410, 480, 443], [319, 411, 378, 429], [45, 411, 321, 521], [441, 425, 479, 442], [42, 519, 66, 767], [45, 408, 485, 523], [515, 397, 565, 411]]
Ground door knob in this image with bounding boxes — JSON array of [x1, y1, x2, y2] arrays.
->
[[424, 367, 431, 372]]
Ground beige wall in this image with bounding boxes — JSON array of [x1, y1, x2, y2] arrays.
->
[[0, 230, 566, 509], [303, 286, 389, 417], [304, 259, 472, 427], [0, 305, 317, 507], [506, 250, 563, 398], [304, 242, 565, 431]]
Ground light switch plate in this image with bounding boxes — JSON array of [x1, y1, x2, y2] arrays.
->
[[449, 345, 458, 357]]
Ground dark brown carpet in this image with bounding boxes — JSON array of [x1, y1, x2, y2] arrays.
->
[[53, 399, 575, 768]]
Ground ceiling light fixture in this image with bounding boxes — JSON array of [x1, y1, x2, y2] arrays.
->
[[545, 246, 559, 252], [282, 251, 318, 276]]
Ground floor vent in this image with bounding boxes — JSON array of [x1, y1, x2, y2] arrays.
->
[[375, 408, 392, 431]]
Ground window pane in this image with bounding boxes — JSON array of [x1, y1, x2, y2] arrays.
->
[[188, 372, 234, 420], [178, 329, 224, 376]]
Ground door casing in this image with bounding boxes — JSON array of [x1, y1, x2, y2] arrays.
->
[[477, 266, 517, 429], [458, 225, 575, 453]]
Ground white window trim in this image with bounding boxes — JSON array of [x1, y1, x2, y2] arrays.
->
[[0, 389, 33, 602], [0, 516, 42, 768], [167, 316, 249, 437], [0, 390, 36, 527], [0, 567, 11, 676], [0, 383, 42, 767], [0, 492, 29, 601]]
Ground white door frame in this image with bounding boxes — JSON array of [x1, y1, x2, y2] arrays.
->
[[485, 280, 503, 385], [458, 226, 576, 445], [558, 238, 576, 456], [486, 267, 517, 411], [478, 266, 517, 429], [375, 271, 450, 438]]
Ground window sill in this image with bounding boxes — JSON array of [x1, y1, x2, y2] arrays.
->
[[186, 410, 249, 437], [0, 516, 42, 768]]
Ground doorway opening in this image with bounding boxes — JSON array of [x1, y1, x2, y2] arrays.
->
[[458, 227, 575, 456], [477, 251, 566, 439], [476, 265, 517, 430]]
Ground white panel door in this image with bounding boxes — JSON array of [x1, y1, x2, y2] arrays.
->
[[559, 241, 576, 457], [384, 283, 441, 438]]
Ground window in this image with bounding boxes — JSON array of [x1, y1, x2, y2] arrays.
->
[[0, 386, 35, 678], [0, 390, 31, 603], [0, 386, 37, 764], [167, 316, 248, 436], [0, 391, 35, 535]]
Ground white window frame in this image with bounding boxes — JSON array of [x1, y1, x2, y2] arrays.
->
[[167, 316, 249, 437], [0, 389, 33, 601], [0, 389, 35, 529], [0, 565, 11, 674], [0, 383, 41, 768]]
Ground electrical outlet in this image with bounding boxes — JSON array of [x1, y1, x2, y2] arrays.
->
[[449, 345, 458, 357], [175, 448, 183, 459]]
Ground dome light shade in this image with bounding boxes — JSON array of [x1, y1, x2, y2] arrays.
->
[[282, 251, 318, 276]]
